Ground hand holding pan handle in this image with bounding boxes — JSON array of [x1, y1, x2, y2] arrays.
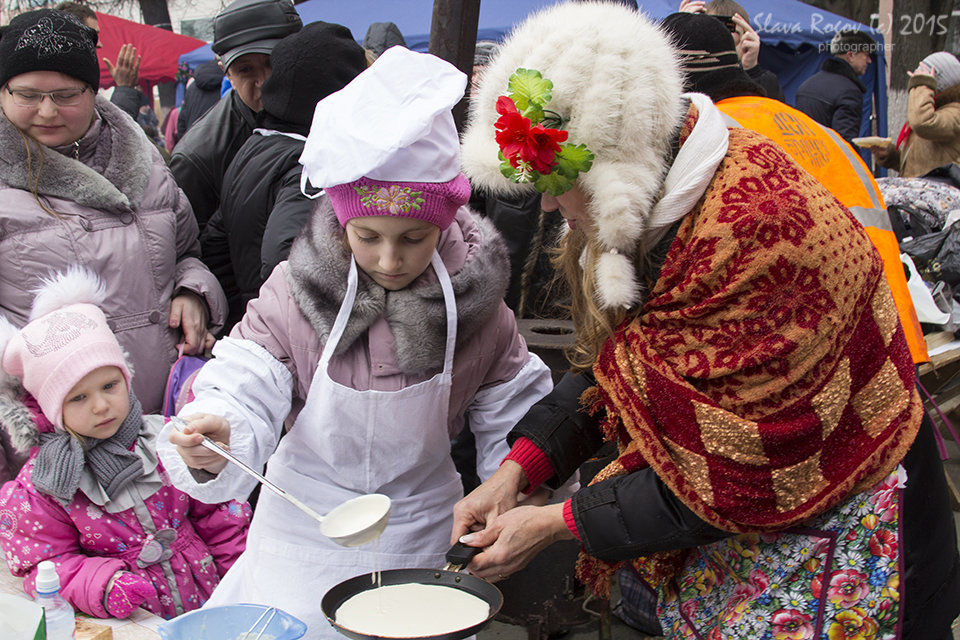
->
[[442, 542, 481, 572]]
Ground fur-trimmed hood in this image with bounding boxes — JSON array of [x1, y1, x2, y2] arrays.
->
[[0, 378, 39, 454], [285, 199, 510, 374], [0, 95, 155, 212], [461, 2, 686, 309]]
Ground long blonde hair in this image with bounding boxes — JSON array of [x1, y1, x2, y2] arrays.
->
[[555, 231, 655, 370]]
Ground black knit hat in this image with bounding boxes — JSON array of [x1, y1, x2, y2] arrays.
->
[[212, 0, 302, 70], [260, 21, 367, 128], [0, 9, 100, 91], [660, 12, 765, 101]]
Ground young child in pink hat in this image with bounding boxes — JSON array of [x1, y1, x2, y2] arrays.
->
[[158, 45, 556, 638], [0, 267, 251, 620]]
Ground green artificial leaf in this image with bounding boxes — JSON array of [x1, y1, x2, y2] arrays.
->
[[500, 158, 518, 180], [508, 68, 552, 122], [554, 144, 594, 177], [534, 171, 576, 196]]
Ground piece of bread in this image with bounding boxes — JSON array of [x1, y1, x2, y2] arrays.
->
[[852, 136, 893, 149], [75, 616, 113, 640]]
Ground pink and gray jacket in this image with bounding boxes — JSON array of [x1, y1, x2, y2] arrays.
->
[[0, 395, 250, 619]]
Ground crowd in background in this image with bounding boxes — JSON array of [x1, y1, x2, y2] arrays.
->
[[0, 0, 958, 639]]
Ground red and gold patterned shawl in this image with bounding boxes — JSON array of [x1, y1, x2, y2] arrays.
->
[[577, 127, 923, 595]]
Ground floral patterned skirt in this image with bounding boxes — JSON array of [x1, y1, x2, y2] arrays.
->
[[656, 467, 903, 640]]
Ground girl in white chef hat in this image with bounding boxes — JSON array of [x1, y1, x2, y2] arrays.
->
[[158, 45, 554, 638]]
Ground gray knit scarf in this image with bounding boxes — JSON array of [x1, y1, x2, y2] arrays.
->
[[32, 392, 144, 504]]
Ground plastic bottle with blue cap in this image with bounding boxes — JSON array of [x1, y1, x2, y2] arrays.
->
[[34, 560, 75, 639]]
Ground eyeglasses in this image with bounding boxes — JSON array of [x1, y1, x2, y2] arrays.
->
[[4, 86, 89, 108]]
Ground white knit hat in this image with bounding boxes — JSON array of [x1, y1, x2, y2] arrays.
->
[[461, 1, 685, 309], [921, 51, 960, 92]]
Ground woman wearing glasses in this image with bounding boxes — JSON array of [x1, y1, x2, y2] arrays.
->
[[0, 10, 226, 437]]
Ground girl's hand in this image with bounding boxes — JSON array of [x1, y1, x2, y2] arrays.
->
[[168, 413, 231, 474], [450, 460, 526, 544], [457, 503, 572, 582], [169, 291, 214, 355], [105, 571, 156, 618]]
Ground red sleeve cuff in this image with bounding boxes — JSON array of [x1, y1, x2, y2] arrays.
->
[[562, 499, 581, 541], [503, 437, 554, 493]]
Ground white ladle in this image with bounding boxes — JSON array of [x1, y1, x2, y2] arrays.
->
[[169, 417, 391, 547]]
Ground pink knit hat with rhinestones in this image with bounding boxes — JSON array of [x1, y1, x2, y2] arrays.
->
[[1, 274, 131, 430], [299, 46, 470, 231]]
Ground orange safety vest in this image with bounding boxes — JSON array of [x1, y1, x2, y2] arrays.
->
[[718, 96, 928, 364]]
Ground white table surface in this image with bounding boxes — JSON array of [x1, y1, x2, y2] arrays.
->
[[1, 555, 162, 639]]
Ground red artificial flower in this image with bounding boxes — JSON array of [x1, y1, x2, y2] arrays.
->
[[494, 95, 568, 173], [495, 96, 530, 166], [525, 123, 568, 173], [496, 95, 519, 117]]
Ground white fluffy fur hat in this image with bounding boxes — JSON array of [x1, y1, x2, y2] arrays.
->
[[461, 1, 685, 309]]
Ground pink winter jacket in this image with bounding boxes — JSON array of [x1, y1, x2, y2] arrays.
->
[[0, 414, 251, 620]]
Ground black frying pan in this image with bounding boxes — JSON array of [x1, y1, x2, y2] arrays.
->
[[321, 543, 502, 640]]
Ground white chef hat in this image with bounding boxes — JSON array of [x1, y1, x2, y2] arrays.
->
[[299, 46, 470, 229]]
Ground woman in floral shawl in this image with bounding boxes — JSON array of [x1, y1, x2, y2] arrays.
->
[[453, 3, 960, 639]]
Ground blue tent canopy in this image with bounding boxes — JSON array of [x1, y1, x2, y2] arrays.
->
[[177, 0, 571, 69], [179, 0, 885, 161]]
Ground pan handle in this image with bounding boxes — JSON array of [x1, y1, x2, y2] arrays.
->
[[443, 542, 481, 571]]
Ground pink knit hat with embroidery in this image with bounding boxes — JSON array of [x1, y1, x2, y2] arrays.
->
[[299, 46, 470, 230], [325, 174, 471, 230], [0, 270, 131, 429]]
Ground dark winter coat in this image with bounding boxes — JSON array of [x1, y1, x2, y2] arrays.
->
[[473, 191, 568, 319], [217, 123, 314, 330], [109, 86, 142, 120], [745, 65, 784, 102], [177, 61, 225, 142], [170, 90, 257, 232], [795, 56, 866, 143]]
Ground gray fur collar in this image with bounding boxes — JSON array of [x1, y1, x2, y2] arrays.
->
[[0, 96, 153, 211], [286, 199, 509, 375], [0, 379, 37, 454]]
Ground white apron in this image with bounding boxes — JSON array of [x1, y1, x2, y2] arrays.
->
[[208, 252, 464, 639]]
